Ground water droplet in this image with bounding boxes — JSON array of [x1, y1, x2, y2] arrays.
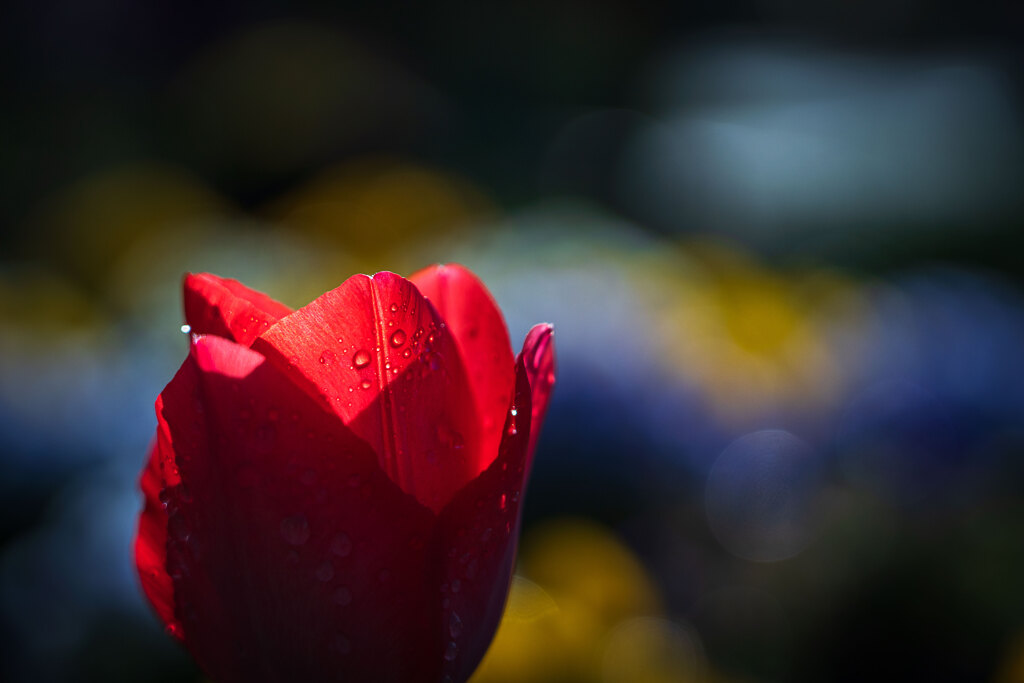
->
[[332, 633, 352, 655], [319, 350, 336, 365], [333, 586, 352, 606], [389, 329, 407, 348], [353, 350, 371, 369], [330, 532, 352, 557], [360, 379, 372, 390], [449, 612, 463, 638], [510, 408, 518, 417], [444, 641, 458, 661], [280, 515, 310, 545], [499, 494, 507, 510], [316, 561, 335, 582], [414, 327, 424, 340], [390, 303, 399, 313], [179, 324, 191, 334]]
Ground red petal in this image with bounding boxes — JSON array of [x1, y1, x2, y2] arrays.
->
[[253, 271, 482, 513], [519, 323, 556, 464], [134, 440, 177, 637], [183, 273, 292, 346], [154, 334, 441, 682], [409, 264, 515, 473], [435, 354, 535, 682]]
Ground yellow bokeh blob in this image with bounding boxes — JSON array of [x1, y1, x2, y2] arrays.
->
[[30, 163, 229, 288], [634, 240, 869, 426], [472, 519, 667, 683], [266, 159, 493, 272]]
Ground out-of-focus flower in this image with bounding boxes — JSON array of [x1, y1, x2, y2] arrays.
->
[[135, 265, 555, 682], [472, 520, 706, 683], [267, 159, 493, 272], [837, 269, 1024, 504], [0, 266, 154, 479], [29, 163, 228, 287], [638, 243, 866, 430]]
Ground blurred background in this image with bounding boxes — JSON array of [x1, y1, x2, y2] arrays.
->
[[2, 1, 1024, 681]]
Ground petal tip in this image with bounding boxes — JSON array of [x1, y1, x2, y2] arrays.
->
[[522, 323, 556, 373]]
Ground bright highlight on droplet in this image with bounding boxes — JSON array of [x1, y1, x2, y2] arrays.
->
[[180, 324, 191, 334]]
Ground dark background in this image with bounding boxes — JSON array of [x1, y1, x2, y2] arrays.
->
[[2, 2, 1024, 682]]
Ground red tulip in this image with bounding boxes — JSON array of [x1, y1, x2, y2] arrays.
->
[[135, 265, 555, 683]]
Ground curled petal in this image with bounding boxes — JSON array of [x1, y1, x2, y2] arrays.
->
[[409, 264, 515, 469], [184, 273, 292, 346], [519, 323, 556, 466], [253, 272, 482, 512]]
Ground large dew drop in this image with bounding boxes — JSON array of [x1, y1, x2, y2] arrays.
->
[[389, 329, 407, 348], [353, 350, 371, 369]]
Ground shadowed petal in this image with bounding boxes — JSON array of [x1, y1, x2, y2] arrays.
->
[[157, 335, 440, 683], [409, 264, 515, 472]]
